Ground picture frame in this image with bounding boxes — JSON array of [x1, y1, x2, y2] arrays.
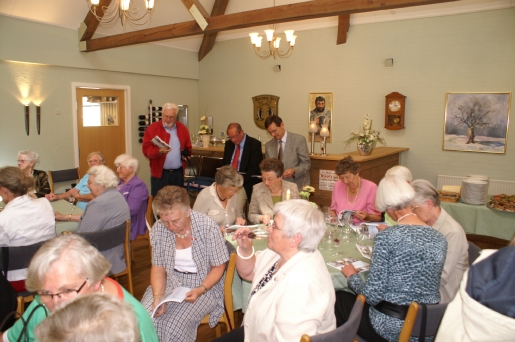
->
[[443, 92, 511, 154], [308, 92, 333, 142]]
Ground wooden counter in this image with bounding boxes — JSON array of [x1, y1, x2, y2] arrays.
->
[[192, 146, 409, 208]]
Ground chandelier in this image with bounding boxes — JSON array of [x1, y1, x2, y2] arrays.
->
[[249, 25, 297, 60], [86, 0, 156, 27]]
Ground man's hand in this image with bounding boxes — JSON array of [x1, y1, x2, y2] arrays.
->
[[283, 168, 295, 178], [159, 147, 171, 154]]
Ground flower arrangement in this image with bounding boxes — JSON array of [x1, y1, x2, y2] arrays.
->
[[300, 185, 315, 200], [198, 116, 212, 136], [343, 114, 386, 148]]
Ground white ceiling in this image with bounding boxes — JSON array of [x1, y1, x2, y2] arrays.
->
[[1, 0, 513, 52]]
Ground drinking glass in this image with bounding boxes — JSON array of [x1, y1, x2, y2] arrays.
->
[[357, 231, 376, 259], [68, 195, 75, 212], [332, 226, 342, 257]]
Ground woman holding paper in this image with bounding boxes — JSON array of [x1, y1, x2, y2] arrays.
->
[[193, 166, 245, 231], [141, 186, 229, 342], [247, 158, 300, 225]]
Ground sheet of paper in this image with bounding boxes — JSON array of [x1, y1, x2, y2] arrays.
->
[[151, 287, 190, 318]]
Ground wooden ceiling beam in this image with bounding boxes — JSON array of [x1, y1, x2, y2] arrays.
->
[[336, 14, 350, 45], [180, 0, 211, 18], [81, 0, 459, 52], [198, 0, 230, 62], [78, 0, 113, 42]]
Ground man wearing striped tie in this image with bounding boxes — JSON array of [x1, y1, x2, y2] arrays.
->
[[264, 115, 311, 191], [223, 123, 263, 214]]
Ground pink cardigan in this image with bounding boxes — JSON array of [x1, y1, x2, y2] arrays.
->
[[329, 178, 380, 223]]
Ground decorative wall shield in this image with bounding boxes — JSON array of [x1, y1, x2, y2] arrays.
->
[[252, 95, 280, 130]]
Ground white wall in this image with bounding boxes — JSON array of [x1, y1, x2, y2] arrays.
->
[[198, 8, 515, 184]]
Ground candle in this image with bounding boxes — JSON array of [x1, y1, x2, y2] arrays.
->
[[308, 121, 318, 133], [286, 189, 291, 201]]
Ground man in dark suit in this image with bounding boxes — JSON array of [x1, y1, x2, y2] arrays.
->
[[223, 123, 263, 213]]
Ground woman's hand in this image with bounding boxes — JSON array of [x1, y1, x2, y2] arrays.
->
[[354, 211, 368, 221], [232, 227, 253, 251], [45, 193, 57, 201], [152, 297, 167, 317], [377, 224, 388, 232], [235, 216, 246, 226], [329, 209, 337, 218], [341, 263, 358, 278], [54, 211, 67, 221], [184, 287, 204, 303], [260, 214, 271, 225]]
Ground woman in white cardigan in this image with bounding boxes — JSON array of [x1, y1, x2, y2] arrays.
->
[[214, 199, 336, 342]]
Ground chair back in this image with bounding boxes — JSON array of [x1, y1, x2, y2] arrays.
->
[[224, 253, 237, 329], [300, 294, 365, 342], [468, 241, 481, 265], [0, 241, 46, 271], [398, 302, 448, 342], [466, 234, 509, 250], [146, 195, 155, 228], [184, 155, 201, 180], [199, 156, 224, 178], [48, 168, 80, 193]]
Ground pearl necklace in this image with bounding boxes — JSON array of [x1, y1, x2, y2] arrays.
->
[[346, 177, 362, 205], [397, 212, 416, 223], [174, 230, 190, 239]]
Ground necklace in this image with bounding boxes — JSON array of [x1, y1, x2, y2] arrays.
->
[[215, 185, 226, 202], [346, 177, 362, 205], [174, 229, 190, 239], [397, 212, 416, 223]]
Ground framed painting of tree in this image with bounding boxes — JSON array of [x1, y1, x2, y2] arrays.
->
[[443, 92, 512, 154]]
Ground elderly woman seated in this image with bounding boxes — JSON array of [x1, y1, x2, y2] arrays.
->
[[17, 150, 50, 198], [247, 158, 300, 225], [329, 156, 381, 223], [383, 165, 413, 225], [115, 154, 149, 240], [2, 234, 158, 342], [335, 176, 448, 342], [411, 179, 468, 303], [141, 186, 229, 342], [0, 166, 55, 291], [55, 165, 130, 274], [35, 293, 141, 342], [214, 200, 336, 342], [46, 151, 104, 210], [193, 165, 245, 231]]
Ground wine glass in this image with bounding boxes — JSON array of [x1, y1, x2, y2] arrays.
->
[[68, 194, 75, 212], [332, 226, 342, 257]]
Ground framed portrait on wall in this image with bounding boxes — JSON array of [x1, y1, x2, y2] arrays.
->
[[443, 92, 512, 154], [308, 92, 332, 142]]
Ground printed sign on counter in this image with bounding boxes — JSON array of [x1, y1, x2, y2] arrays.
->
[[319, 170, 339, 191]]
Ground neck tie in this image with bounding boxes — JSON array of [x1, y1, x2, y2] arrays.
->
[[278, 140, 283, 161], [231, 144, 240, 170]]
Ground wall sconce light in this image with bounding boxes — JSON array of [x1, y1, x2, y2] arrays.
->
[[308, 121, 318, 155], [36, 105, 41, 135], [24, 105, 30, 136]]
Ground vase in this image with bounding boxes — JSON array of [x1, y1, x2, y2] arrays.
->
[[357, 141, 376, 156], [201, 135, 211, 148]]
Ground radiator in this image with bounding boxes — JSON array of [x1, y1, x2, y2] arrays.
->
[[437, 175, 515, 195]]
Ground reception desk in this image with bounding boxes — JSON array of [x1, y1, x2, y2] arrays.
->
[[192, 146, 409, 208]]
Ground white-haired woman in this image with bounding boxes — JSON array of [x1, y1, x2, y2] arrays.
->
[[17, 150, 50, 198], [141, 186, 229, 342], [336, 176, 447, 342], [35, 293, 141, 342], [55, 165, 130, 274], [115, 154, 149, 241], [383, 165, 413, 225], [215, 200, 336, 342], [2, 234, 158, 342], [193, 165, 245, 231], [46, 151, 104, 210]]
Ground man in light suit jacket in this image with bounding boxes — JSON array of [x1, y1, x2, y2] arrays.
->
[[223, 123, 263, 213], [264, 116, 311, 190]]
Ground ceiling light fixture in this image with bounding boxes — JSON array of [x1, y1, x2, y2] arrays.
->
[[86, 0, 156, 27], [249, 24, 296, 60]]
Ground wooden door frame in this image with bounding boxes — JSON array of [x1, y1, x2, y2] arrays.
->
[[71, 82, 132, 167]]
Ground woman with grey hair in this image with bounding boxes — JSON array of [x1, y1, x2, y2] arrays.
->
[[335, 176, 447, 342], [2, 234, 158, 342], [216, 199, 335, 342], [17, 150, 50, 198], [46, 151, 104, 210], [141, 186, 229, 342], [193, 165, 245, 231], [35, 293, 141, 342], [411, 179, 468, 303], [55, 165, 130, 274], [115, 154, 149, 240], [383, 165, 413, 225]]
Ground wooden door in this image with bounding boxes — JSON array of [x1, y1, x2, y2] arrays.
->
[[76, 88, 126, 175]]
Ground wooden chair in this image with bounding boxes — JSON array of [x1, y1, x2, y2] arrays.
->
[[185, 156, 223, 198], [300, 295, 365, 342], [199, 252, 237, 337], [47, 168, 80, 193], [466, 234, 509, 250], [398, 302, 448, 342], [77, 220, 133, 295], [0, 241, 46, 314], [132, 196, 153, 261], [468, 241, 482, 265]]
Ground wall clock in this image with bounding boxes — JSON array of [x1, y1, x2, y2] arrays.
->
[[385, 92, 406, 130]]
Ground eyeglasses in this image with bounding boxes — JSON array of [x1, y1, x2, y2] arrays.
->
[[38, 279, 88, 302], [266, 128, 279, 136], [116, 165, 127, 170], [87, 159, 101, 164], [411, 205, 419, 211], [227, 131, 241, 140], [161, 217, 183, 226]]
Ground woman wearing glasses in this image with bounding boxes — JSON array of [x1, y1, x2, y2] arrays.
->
[[115, 154, 149, 241], [2, 234, 158, 342], [17, 150, 50, 198], [247, 158, 300, 225], [215, 200, 336, 342], [46, 151, 105, 210]]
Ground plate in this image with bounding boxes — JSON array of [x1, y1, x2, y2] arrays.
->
[[486, 201, 515, 213]]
